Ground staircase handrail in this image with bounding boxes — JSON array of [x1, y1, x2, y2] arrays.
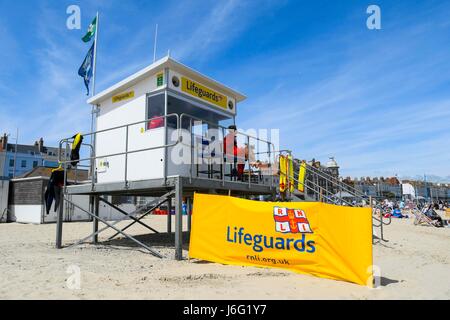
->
[[292, 159, 368, 199]]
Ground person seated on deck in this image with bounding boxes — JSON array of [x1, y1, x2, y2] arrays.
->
[[223, 125, 238, 179], [236, 145, 246, 181], [236, 143, 256, 181], [251, 160, 273, 179]]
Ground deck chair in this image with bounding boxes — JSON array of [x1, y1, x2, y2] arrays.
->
[[413, 209, 442, 227]]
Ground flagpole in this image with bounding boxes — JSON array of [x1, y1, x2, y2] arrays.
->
[[90, 12, 99, 181], [92, 12, 99, 97]]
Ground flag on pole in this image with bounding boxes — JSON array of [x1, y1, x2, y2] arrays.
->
[[78, 42, 95, 95], [82, 16, 97, 42]]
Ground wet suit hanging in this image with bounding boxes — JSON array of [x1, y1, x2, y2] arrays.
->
[[70, 133, 83, 167], [44, 166, 65, 215]]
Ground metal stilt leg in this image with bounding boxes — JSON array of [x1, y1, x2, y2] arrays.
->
[[167, 197, 172, 234], [93, 195, 99, 243], [175, 177, 183, 260], [187, 197, 192, 232], [56, 191, 64, 249]]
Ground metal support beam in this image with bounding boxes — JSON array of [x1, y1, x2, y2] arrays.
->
[[105, 209, 164, 241], [99, 197, 159, 234], [88, 195, 94, 221], [107, 190, 173, 240], [175, 177, 183, 260], [107, 207, 156, 241], [63, 197, 163, 258], [93, 195, 99, 243], [187, 197, 192, 232], [167, 197, 172, 233], [68, 200, 164, 249], [56, 191, 64, 249]]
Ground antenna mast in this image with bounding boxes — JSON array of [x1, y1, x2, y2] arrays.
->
[[153, 24, 158, 63]]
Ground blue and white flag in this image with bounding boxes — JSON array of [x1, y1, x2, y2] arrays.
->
[[78, 42, 95, 95]]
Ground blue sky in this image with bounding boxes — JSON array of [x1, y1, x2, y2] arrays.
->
[[0, 0, 449, 179]]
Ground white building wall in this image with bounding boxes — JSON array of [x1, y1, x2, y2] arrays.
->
[[9, 195, 136, 224], [0, 180, 8, 223], [8, 205, 43, 224], [93, 66, 239, 184], [96, 74, 167, 183]]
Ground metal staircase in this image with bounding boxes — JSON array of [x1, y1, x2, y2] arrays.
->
[[278, 152, 389, 243]]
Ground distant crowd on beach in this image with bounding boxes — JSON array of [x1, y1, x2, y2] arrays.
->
[[370, 198, 448, 227], [375, 198, 448, 211]]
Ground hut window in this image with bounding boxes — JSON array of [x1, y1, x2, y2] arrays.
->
[[146, 93, 165, 130]]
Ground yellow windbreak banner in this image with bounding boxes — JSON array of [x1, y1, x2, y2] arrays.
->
[[189, 194, 373, 286]]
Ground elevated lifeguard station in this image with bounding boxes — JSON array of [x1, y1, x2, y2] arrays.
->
[[56, 57, 278, 259], [55, 57, 388, 258]]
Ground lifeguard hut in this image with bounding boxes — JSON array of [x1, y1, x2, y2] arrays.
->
[[56, 56, 278, 259], [55, 57, 386, 257]]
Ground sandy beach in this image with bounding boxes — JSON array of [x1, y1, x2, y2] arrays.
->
[[0, 216, 449, 300]]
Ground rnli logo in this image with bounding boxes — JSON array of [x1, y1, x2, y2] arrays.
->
[[273, 207, 313, 234]]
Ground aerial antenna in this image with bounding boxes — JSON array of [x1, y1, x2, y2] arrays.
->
[[167, 49, 171, 58], [153, 24, 158, 63]]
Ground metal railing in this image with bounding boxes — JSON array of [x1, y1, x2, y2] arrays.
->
[[179, 113, 276, 188], [275, 152, 355, 206], [276, 152, 389, 242], [303, 162, 368, 199], [372, 205, 391, 243], [287, 157, 370, 205], [58, 112, 277, 191], [274, 150, 369, 205], [62, 142, 95, 185], [58, 114, 181, 190]]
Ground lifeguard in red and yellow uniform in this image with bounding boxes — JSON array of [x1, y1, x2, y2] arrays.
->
[[223, 125, 239, 179]]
